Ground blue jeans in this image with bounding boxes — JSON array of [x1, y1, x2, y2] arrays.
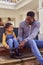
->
[[18, 37, 43, 65], [7, 38, 19, 49], [28, 40, 43, 65]]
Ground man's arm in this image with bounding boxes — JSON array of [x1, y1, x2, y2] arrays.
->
[[24, 22, 40, 42], [18, 23, 23, 38]]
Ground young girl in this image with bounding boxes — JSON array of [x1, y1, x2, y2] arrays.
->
[[2, 23, 20, 58]]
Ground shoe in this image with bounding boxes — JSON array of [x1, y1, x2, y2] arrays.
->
[[15, 52, 22, 59], [10, 53, 19, 59]]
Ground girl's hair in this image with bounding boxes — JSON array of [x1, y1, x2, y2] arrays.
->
[[4, 23, 12, 30]]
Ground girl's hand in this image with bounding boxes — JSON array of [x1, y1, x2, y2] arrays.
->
[[5, 44, 9, 49], [16, 37, 18, 40]]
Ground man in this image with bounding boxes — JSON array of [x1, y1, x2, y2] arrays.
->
[[18, 11, 43, 65]]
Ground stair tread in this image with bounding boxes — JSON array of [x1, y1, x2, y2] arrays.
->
[[0, 55, 36, 64]]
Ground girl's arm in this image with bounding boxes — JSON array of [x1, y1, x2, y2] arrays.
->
[[13, 32, 16, 38], [2, 33, 9, 49], [13, 32, 19, 40]]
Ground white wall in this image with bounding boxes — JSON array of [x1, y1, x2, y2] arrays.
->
[[39, 0, 43, 34], [0, 8, 29, 28], [0, 8, 24, 27], [39, 9, 43, 34], [0, 8, 38, 28]]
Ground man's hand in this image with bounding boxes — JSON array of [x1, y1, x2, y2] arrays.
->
[[19, 40, 26, 49]]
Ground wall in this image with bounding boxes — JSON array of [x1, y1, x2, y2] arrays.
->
[[39, 8, 43, 34], [0, 9, 38, 28], [0, 8, 28, 27], [39, 0, 43, 34], [0, 8, 24, 27]]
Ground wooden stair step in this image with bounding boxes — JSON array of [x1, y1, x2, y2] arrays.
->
[[0, 47, 9, 55]]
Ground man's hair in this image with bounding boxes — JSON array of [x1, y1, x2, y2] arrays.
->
[[4, 23, 12, 30], [27, 11, 35, 17]]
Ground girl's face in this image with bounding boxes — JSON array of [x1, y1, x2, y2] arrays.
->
[[7, 25, 13, 32]]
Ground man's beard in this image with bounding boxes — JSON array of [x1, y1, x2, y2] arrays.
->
[[26, 20, 34, 25], [29, 22, 33, 25]]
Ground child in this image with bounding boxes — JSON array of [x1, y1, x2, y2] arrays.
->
[[2, 23, 20, 58]]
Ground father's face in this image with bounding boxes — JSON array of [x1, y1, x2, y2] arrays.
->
[[26, 16, 34, 25]]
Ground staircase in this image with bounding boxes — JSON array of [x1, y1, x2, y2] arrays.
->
[[0, 45, 43, 65]]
